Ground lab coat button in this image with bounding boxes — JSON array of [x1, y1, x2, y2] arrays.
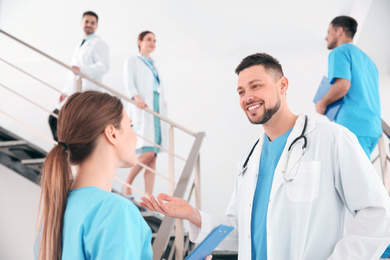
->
[[249, 203, 252, 207]]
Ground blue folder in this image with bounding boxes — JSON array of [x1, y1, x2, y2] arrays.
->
[[185, 225, 234, 260], [313, 75, 343, 121]]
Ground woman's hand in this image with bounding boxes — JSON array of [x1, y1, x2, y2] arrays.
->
[[133, 95, 147, 109], [140, 193, 202, 227]]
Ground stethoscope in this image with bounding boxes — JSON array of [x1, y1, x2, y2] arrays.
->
[[239, 115, 308, 183]]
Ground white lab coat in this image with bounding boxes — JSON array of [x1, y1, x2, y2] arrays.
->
[[57, 35, 109, 109], [123, 55, 168, 152], [190, 114, 390, 259]]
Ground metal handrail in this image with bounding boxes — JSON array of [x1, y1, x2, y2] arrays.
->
[[0, 108, 57, 145], [0, 82, 58, 118], [0, 57, 62, 94], [0, 29, 196, 136], [383, 120, 390, 139], [136, 133, 186, 162]]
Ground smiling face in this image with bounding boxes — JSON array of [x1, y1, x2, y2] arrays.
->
[[138, 33, 156, 54], [237, 65, 284, 125], [81, 15, 98, 36], [116, 109, 137, 168]]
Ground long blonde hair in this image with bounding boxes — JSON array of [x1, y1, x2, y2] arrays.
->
[[37, 91, 123, 259]]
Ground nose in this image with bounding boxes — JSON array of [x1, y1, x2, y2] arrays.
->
[[241, 93, 254, 105]]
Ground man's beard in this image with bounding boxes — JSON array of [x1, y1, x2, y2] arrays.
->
[[327, 39, 337, 50], [248, 98, 281, 125]]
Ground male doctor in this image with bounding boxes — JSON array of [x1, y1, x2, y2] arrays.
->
[[48, 11, 109, 141], [140, 53, 390, 259]]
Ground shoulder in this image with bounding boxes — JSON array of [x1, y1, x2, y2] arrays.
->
[[101, 192, 140, 213], [330, 43, 362, 57], [91, 36, 109, 49], [125, 55, 142, 66], [313, 120, 356, 140]]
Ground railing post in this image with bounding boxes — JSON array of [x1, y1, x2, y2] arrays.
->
[[153, 132, 205, 260], [378, 133, 390, 194], [174, 219, 184, 260], [169, 126, 174, 196], [194, 155, 201, 210], [76, 76, 82, 92]]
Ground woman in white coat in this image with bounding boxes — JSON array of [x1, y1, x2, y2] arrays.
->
[[123, 31, 168, 197]]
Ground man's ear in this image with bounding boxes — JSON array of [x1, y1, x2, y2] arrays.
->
[[279, 76, 289, 95], [336, 26, 344, 36], [104, 124, 117, 145]]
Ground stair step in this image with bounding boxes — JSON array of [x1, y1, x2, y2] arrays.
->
[[0, 140, 28, 148], [21, 158, 45, 165], [21, 158, 45, 172]]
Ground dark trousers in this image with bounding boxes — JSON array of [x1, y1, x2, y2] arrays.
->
[[48, 109, 59, 142]]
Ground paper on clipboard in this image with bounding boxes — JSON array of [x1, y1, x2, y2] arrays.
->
[[185, 224, 234, 260], [313, 75, 344, 121]]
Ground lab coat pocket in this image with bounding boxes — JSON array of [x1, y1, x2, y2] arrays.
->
[[285, 161, 321, 202]]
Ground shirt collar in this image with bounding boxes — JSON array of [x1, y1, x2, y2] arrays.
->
[[84, 33, 96, 42]]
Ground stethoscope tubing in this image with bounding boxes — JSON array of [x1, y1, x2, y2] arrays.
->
[[239, 115, 308, 176]]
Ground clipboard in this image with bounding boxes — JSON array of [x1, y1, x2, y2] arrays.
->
[[185, 225, 234, 260], [313, 75, 344, 121]]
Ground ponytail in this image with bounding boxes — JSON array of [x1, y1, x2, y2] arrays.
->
[[37, 143, 72, 260]]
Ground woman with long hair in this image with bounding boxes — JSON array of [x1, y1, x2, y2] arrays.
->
[[36, 91, 152, 259], [123, 31, 168, 197]]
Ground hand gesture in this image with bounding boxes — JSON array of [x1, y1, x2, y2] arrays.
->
[[140, 193, 201, 227]]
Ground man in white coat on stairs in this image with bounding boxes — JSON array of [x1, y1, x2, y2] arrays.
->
[[140, 53, 390, 259], [49, 11, 109, 141]]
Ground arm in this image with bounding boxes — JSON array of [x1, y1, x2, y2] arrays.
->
[[81, 39, 110, 78], [315, 78, 350, 115], [328, 130, 390, 259], [123, 58, 147, 109]]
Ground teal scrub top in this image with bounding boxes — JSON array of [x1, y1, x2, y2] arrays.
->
[[328, 43, 381, 138], [61, 187, 153, 259], [251, 127, 293, 259]]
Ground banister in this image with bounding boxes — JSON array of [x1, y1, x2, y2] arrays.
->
[[0, 29, 197, 137], [0, 108, 57, 145], [0, 57, 62, 94], [0, 82, 58, 118], [383, 119, 390, 139], [152, 132, 205, 260]]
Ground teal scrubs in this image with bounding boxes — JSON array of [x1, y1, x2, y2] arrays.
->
[[251, 128, 293, 259], [328, 43, 381, 157], [139, 54, 161, 155], [61, 187, 152, 259]]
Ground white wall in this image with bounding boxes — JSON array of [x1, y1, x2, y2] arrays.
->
[[0, 165, 40, 260], [0, 0, 389, 228]]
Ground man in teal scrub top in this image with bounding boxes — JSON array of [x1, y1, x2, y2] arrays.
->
[[315, 15, 381, 158]]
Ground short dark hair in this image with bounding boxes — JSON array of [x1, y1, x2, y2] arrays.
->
[[137, 31, 154, 51], [235, 53, 284, 80], [82, 11, 98, 22], [330, 16, 357, 39]]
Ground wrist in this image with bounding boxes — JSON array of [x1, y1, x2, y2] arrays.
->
[[188, 207, 202, 227]]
